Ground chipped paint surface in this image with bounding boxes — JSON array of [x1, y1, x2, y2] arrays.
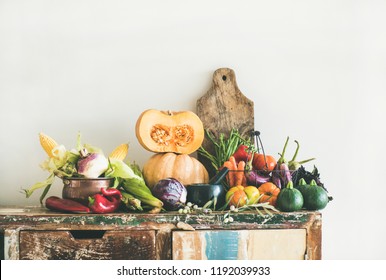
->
[[4, 229, 20, 260], [0, 206, 322, 260], [0, 207, 315, 228], [205, 231, 240, 260], [19, 230, 156, 260], [173, 229, 307, 260]]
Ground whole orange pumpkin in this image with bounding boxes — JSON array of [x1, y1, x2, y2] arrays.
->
[[143, 152, 209, 189]]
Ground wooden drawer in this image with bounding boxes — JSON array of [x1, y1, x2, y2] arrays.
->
[[19, 230, 156, 260], [172, 229, 307, 260]]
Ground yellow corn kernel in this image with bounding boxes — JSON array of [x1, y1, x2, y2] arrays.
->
[[39, 132, 59, 158], [109, 143, 129, 161]]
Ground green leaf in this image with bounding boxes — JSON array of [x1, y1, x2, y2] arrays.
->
[[105, 158, 141, 180], [83, 143, 103, 154], [76, 131, 82, 151], [23, 173, 55, 198], [255, 208, 264, 216], [130, 162, 144, 178], [39, 184, 52, 205], [203, 199, 213, 209]]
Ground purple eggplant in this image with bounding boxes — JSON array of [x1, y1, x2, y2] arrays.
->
[[244, 170, 271, 186], [152, 178, 187, 211], [270, 163, 292, 190], [273, 136, 293, 189], [279, 163, 292, 187], [271, 164, 282, 189]]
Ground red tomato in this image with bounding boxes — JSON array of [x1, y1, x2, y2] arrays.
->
[[252, 154, 277, 173]]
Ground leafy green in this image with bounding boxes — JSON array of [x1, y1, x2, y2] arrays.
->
[[130, 162, 144, 178], [23, 173, 55, 200], [198, 128, 252, 172], [105, 158, 146, 189], [105, 158, 161, 208], [105, 158, 142, 180], [24, 132, 110, 203]]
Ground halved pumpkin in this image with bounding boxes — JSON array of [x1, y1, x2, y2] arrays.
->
[[143, 152, 209, 189], [135, 109, 204, 154]]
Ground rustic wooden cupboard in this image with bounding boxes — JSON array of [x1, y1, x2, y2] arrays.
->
[[0, 206, 321, 260]]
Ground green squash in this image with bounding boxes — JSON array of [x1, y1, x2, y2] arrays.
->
[[295, 178, 308, 197], [303, 179, 329, 210], [276, 181, 304, 212]]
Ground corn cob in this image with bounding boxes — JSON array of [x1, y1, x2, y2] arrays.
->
[[121, 178, 163, 208], [39, 132, 59, 158], [109, 143, 129, 161], [121, 191, 143, 211], [148, 207, 162, 214]]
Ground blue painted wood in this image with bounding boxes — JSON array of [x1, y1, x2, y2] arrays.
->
[[205, 231, 240, 260]]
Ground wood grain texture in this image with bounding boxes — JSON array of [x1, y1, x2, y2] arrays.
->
[[19, 230, 156, 260], [0, 207, 322, 260], [306, 212, 322, 260], [172, 229, 306, 260], [196, 68, 254, 175], [197, 68, 254, 139]]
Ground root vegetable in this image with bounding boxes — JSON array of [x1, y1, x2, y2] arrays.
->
[[77, 148, 109, 178]]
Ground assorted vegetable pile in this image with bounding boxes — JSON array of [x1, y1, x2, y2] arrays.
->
[[24, 132, 163, 213], [219, 132, 331, 212], [25, 109, 332, 218]]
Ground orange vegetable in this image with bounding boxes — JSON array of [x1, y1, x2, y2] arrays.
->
[[223, 161, 235, 187], [135, 109, 205, 154], [253, 153, 277, 173], [258, 182, 281, 206], [235, 160, 246, 186], [143, 152, 209, 189], [229, 156, 237, 170], [226, 185, 260, 207], [226, 185, 247, 207], [222, 157, 247, 187]]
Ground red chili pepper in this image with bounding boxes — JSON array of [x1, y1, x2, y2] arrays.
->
[[88, 188, 122, 214], [232, 144, 253, 164], [45, 196, 91, 213]]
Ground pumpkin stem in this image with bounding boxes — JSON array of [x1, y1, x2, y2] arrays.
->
[[298, 178, 307, 186], [286, 181, 294, 189], [310, 179, 318, 187]]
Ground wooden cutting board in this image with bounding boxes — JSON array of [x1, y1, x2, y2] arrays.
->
[[196, 68, 254, 175]]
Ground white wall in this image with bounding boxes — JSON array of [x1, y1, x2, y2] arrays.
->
[[1, 0, 385, 260]]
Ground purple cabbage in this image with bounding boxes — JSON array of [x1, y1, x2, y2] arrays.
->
[[152, 178, 187, 210]]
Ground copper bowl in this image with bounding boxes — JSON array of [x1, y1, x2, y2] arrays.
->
[[62, 177, 114, 205]]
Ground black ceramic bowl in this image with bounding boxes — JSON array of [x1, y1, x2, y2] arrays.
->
[[186, 183, 226, 208]]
